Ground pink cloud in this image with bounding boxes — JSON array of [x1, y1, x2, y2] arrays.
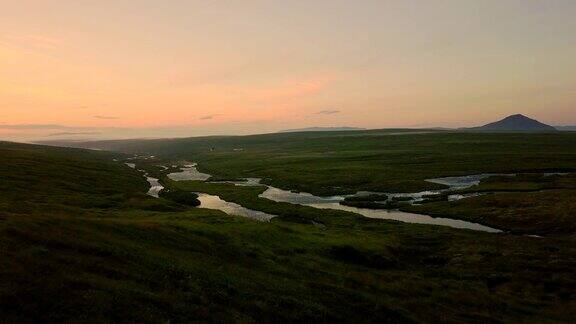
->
[[2, 34, 63, 50]]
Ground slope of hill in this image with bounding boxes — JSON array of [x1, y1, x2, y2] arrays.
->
[[469, 114, 557, 132], [279, 126, 366, 133]]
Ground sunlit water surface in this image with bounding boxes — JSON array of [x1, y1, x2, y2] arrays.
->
[[196, 193, 275, 222], [125, 162, 164, 198], [167, 163, 210, 181], [167, 164, 503, 232]]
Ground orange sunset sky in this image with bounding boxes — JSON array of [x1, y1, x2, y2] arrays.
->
[[1, 1, 575, 141]]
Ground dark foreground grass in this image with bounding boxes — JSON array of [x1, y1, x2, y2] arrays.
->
[[1, 141, 576, 322], [5, 210, 576, 322]]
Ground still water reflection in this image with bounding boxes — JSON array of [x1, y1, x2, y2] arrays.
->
[[169, 164, 502, 232]]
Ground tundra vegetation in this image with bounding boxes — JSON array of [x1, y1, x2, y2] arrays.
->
[[2, 130, 576, 322]]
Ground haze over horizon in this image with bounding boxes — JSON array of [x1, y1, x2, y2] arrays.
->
[[2, 1, 576, 142]]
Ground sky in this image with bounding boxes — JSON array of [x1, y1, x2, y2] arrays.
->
[[1, 0, 575, 142]]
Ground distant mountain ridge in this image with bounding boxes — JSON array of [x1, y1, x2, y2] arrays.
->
[[556, 126, 576, 131], [279, 127, 366, 133], [467, 114, 557, 132]]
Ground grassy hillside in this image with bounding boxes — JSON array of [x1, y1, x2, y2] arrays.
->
[[0, 142, 179, 214], [2, 141, 575, 322], [65, 131, 576, 195]]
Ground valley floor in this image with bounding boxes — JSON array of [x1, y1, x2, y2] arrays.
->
[[2, 133, 576, 322]]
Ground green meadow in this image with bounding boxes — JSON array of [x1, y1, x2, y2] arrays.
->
[[2, 131, 576, 322], [83, 131, 576, 195], [83, 130, 576, 236]]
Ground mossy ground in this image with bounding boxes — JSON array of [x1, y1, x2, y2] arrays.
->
[[2, 135, 576, 322]]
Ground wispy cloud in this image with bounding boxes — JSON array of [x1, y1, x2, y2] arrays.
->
[[93, 115, 118, 120], [0, 124, 74, 130], [48, 132, 102, 137], [2, 34, 63, 50], [0, 124, 124, 131], [199, 114, 220, 120], [315, 110, 340, 115]]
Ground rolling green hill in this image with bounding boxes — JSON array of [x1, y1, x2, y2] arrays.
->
[[2, 141, 575, 322]]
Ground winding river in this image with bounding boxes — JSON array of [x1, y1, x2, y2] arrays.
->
[[125, 158, 571, 233], [167, 163, 210, 181], [196, 193, 275, 222], [125, 162, 163, 198], [166, 164, 502, 232], [127, 162, 275, 221]]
